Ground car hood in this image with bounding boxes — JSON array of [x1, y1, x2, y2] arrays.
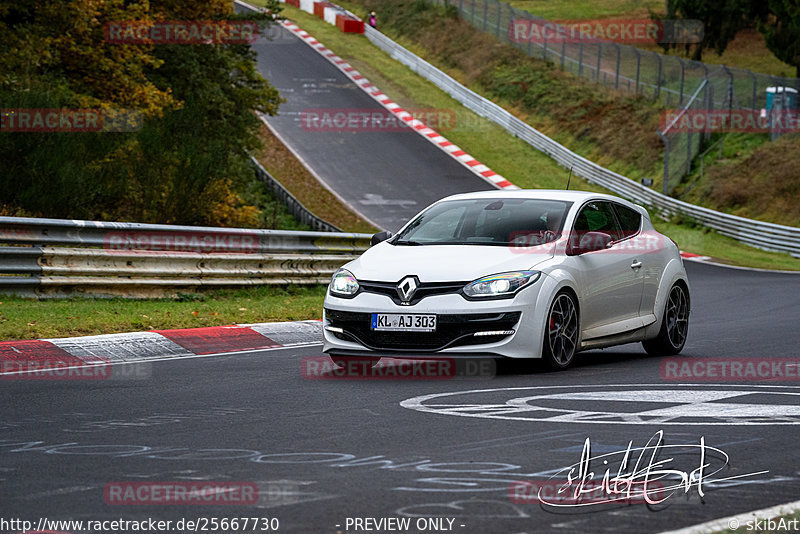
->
[[345, 242, 555, 282]]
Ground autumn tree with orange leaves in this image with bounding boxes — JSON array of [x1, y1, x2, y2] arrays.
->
[[0, 0, 285, 227]]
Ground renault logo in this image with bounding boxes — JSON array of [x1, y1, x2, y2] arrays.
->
[[397, 276, 419, 304]]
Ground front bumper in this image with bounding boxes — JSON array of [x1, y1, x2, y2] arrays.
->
[[322, 286, 547, 359]]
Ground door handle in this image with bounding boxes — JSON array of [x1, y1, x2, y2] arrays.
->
[[630, 260, 643, 269]]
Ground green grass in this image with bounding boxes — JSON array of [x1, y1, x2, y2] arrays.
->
[[508, 0, 661, 21], [0, 285, 326, 341], [262, 4, 799, 271]]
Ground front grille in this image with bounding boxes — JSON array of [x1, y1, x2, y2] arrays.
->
[[359, 280, 469, 306], [325, 309, 521, 352]]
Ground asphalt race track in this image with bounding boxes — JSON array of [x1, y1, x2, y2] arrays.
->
[[248, 22, 495, 231], [2, 261, 800, 534]]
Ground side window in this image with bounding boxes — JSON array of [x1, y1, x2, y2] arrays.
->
[[574, 201, 621, 239], [612, 203, 642, 239]]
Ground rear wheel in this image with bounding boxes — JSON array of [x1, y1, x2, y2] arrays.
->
[[542, 292, 579, 370], [330, 356, 380, 374], [643, 283, 689, 356]]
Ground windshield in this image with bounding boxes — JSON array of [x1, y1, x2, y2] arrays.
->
[[393, 198, 572, 246]]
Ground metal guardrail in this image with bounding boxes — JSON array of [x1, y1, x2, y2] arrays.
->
[[250, 156, 342, 232], [0, 217, 371, 297], [363, 26, 800, 258], [425, 0, 800, 191]]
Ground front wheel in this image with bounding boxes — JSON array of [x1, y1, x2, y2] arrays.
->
[[643, 283, 689, 356], [542, 291, 579, 370]]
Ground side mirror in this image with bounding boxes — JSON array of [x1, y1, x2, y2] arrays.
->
[[567, 231, 613, 256], [370, 231, 393, 246]]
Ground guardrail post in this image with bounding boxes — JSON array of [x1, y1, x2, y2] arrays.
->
[[595, 43, 602, 81], [526, 12, 533, 55], [494, 0, 501, 37], [542, 25, 548, 60], [657, 130, 670, 196], [654, 52, 662, 99]]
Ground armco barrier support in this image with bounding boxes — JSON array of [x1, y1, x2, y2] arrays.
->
[[299, 0, 314, 14], [277, 0, 364, 34], [313, 1, 332, 18], [336, 14, 364, 33], [324, 6, 340, 25]]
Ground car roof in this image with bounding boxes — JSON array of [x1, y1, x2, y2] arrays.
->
[[439, 189, 631, 204]]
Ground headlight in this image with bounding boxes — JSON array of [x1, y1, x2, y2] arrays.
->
[[329, 269, 359, 298], [463, 271, 540, 299]]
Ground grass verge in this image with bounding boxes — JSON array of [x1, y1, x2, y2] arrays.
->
[[262, 4, 799, 270], [0, 285, 327, 341]]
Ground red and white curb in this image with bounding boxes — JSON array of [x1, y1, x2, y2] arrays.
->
[[0, 321, 322, 377], [279, 20, 517, 191]]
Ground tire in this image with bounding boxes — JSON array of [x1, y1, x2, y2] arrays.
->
[[643, 283, 689, 356], [542, 291, 580, 370], [330, 356, 380, 374]]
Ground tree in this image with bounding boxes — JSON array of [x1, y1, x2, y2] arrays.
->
[[758, 0, 800, 77], [0, 0, 285, 226], [660, 0, 755, 61]]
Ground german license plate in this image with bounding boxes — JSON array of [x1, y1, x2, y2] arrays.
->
[[371, 313, 437, 332]]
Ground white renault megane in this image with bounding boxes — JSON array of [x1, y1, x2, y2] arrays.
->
[[322, 190, 690, 370]]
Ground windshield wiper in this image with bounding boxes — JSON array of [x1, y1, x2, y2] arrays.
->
[[394, 240, 425, 246]]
